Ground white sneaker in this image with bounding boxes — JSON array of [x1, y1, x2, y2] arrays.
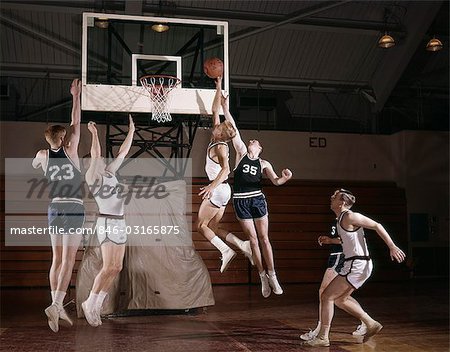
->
[[220, 248, 237, 273], [94, 306, 103, 326], [363, 321, 383, 342], [260, 274, 271, 298], [267, 273, 283, 295], [44, 304, 60, 333], [241, 241, 254, 266], [302, 336, 330, 347], [82, 301, 100, 327], [352, 322, 367, 336], [300, 330, 317, 341], [59, 307, 73, 326]]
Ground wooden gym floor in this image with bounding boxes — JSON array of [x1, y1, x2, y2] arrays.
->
[[0, 280, 448, 352]]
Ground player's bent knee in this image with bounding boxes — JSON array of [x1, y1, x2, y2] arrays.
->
[[259, 236, 271, 247], [102, 263, 122, 276], [60, 258, 76, 270], [197, 222, 209, 233], [321, 290, 336, 303], [111, 263, 123, 275]]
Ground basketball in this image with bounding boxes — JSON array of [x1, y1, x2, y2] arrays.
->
[[203, 57, 224, 79]]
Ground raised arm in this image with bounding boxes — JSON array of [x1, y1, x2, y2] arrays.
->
[[65, 79, 82, 155], [85, 121, 103, 186], [198, 144, 230, 200], [211, 78, 222, 128], [261, 160, 292, 186], [106, 115, 135, 175], [32, 149, 47, 172], [346, 212, 406, 263], [220, 95, 247, 162]]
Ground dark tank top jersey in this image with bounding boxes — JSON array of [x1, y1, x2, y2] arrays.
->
[[233, 154, 263, 193], [329, 222, 343, 253], [45, 147, 83, 200]]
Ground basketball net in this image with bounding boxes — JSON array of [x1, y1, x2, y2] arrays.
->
[[140, 75, 181, 123]]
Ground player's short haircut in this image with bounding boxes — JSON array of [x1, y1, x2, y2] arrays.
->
[[44, 125, 66, 145], [221, 120, 236, 140], [338, 188, 356, 208]]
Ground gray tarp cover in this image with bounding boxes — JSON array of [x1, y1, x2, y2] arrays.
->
[[76, 180, 214, 317]]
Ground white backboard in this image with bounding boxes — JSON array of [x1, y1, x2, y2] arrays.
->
[[81, 12, 229, 115]]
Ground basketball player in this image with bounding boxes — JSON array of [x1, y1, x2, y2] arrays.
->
[[81, 116, 134, 327], [300, 223, 365, 341], [216, 77, 292, 298], [303, 189, 406, 347], [197, 79, 247, 273], [32, 78, 84, 332]]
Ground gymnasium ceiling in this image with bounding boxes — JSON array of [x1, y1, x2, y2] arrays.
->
[[0, 0, 448, 134]]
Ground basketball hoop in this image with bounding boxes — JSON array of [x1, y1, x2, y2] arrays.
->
[[140, 75, 181, 123]]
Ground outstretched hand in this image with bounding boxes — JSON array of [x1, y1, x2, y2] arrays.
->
[[215, 76, 222, 89], [87, 121, 97, 134], [70, 78, 81, 96], [199, 184, 215, 200], [389, 245, 406, 263], [282, 168, 293, 180], [318, 235, 332, 246]]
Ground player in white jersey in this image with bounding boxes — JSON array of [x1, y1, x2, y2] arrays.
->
[[81, 116, 135, 327], [197, 79, 254, 274], [300, 223, 365, 341], [32, 78, 83, 333], [214, 77, 292, 298], [303, 189, 406, 347]]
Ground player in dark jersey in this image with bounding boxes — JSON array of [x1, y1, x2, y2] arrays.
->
[[299, 223, 365, 341], [215, 77, 292, 298], [32, 78, 84, 333]]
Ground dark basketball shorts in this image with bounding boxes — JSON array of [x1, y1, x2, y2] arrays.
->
[[327, 252, 345, 272], [48, 201, 85, 234], [233, 194, 268, 220]]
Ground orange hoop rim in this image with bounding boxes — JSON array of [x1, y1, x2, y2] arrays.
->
[[140, 74, 181, 87]]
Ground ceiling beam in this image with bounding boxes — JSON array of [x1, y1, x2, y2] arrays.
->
[[226, 1, 354, 44], [0, 13, 81, 57], [0, 12, 121, 73], [1, 1, 405, 36], [230, 74, 370, 94]]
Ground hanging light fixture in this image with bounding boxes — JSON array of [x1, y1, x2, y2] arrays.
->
[[151, 0, 169, 33], [426, 37, 443, 52], [151, 23, 169, 33], [95, 17, 109, 29], [378, 32, 395, 48]]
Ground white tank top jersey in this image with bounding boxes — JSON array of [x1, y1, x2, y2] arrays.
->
[[93, 171, 126, 216], [205, 142, 229, 181], [337, 210, 370, 258]]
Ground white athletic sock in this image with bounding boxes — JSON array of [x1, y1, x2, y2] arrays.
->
[[85, 291, 99, 311], [313, 321, 321, 335], [210, 236, 231, 255], [268, 270, 276, 276], [51, 290, 55, 302], [53, 290, 66, 309], [96, 291, 108, 310], [319, 324, 330, 339], [225, 233, 245, 251], [259, 270, 267, 278]]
